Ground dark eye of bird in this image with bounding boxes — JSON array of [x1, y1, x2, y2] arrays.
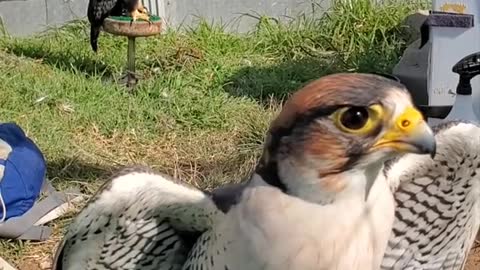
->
[[340, 107, 369, 130]]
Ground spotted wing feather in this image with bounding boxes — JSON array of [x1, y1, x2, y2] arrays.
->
[[52, 166, 223, 270], [381, 121, 480, 270]]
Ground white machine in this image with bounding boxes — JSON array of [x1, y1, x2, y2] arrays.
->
[[393, 0, 480, 124]]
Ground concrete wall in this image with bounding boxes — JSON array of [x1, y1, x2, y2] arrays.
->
[[0, 0, 86, 36], [0, 0, 330, 36], [162, 0, 330, 32]]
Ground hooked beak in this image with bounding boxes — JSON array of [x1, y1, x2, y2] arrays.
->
[[373, 106, 436, 158]]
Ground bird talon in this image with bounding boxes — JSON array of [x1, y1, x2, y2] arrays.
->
[[129, 10, 150, 25]]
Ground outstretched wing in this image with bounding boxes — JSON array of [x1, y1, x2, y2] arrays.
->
[[52, 166, 224, 270], [381, 121, 480, 269]]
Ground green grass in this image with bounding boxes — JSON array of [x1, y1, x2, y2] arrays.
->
[[0, 0, 429, 267]]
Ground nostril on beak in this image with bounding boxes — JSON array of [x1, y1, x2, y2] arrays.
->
[[400, 119, 411, 129]]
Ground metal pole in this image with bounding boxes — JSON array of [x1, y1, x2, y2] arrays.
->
[[127, 36, 136, 75]]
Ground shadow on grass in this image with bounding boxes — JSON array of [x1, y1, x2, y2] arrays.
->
[[224, 52, 401, 103], [5, 43, 114, 78], [224, 56, 341, 103], [46, 158, 118, 194]]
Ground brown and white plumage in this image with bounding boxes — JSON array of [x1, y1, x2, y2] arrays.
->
[[53, 73, 437, 270]]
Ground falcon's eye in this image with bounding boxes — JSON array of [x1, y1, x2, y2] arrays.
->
[[333, 104, 384, 134], [340, 107, 369, 130]]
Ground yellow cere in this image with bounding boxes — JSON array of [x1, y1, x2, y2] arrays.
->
[[372, 106, 426, 151], [395, 106, 423, 134]]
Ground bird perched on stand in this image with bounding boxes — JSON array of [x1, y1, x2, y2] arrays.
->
[[52, 73, 480, 270], [87, 0, 151, 52]]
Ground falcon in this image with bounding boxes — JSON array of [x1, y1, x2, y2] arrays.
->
[[87, 0, 151, 52], [51, 73, 476, 270]]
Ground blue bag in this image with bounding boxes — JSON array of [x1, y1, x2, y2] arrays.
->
[[0, 122, 69, 241], [0, 122, 46, 221]]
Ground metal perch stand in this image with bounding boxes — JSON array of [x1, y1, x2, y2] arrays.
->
[[102, 16, 162, 89], [127, 37, 136, 86]]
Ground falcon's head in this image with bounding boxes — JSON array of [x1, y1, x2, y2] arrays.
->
[[254, 73, 435, 204]]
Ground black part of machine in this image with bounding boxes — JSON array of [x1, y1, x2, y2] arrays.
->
[[452, 51, 480, 95], [420, 11, 474, 49]]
